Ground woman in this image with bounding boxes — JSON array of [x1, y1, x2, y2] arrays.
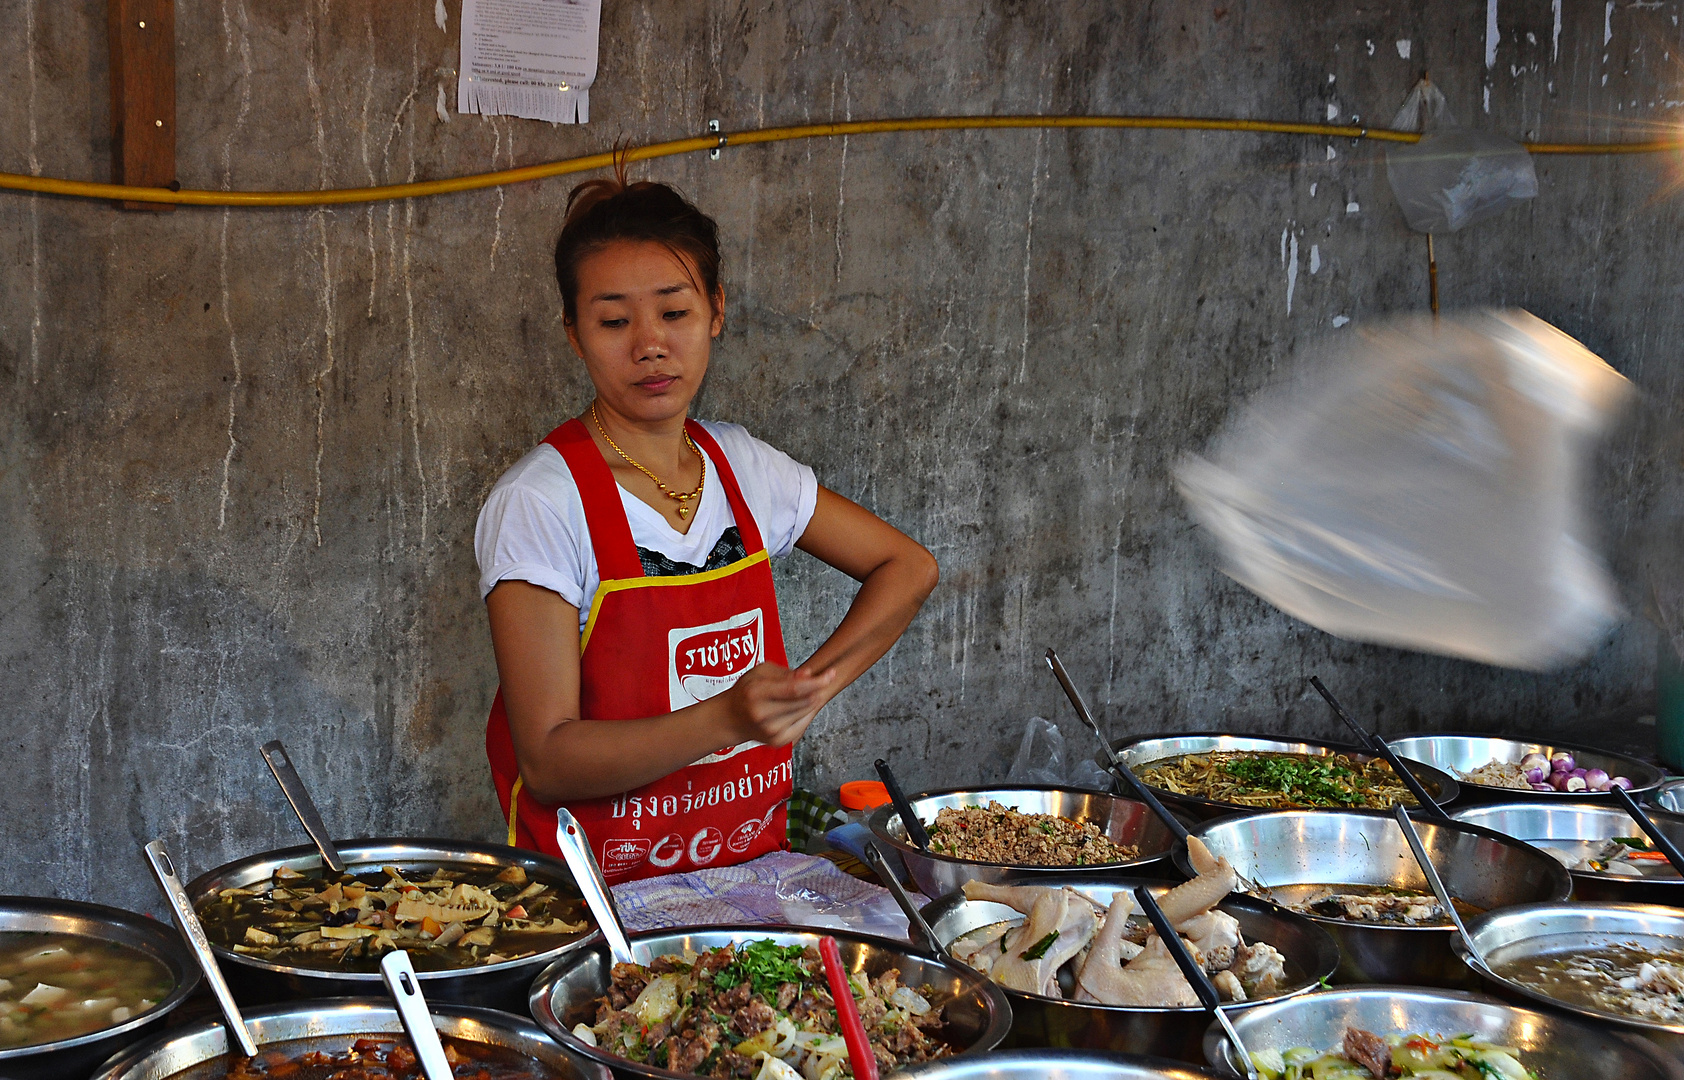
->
[[477, 168, 938, 883]]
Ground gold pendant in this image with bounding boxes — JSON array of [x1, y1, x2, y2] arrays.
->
[[677, 503, 689, 520]]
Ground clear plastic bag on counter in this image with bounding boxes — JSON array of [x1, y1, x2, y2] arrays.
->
[[1176, 310, 1631, 670], [1385, 78, 1538, 233], [1005, 715, 1115, 791]]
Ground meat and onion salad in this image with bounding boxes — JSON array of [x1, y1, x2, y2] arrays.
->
[[1497, 942, 1684, 1025], [1136, 752, 1416, 810], [571, 940, 951, 1078], [948, 838, 1289, 1006], [923, 802, 1138, 867], [196, 863, 588, 972], [1250, 1029, 1537, 1080]]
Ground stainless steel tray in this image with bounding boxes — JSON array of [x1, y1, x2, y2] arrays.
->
[[1387, 732, 1664, 801], [528, 924, 1011, 1080], [182, 837, 597, 1010], [0, 896, 201, 1080], [1186, 809, 1571, 989], [86, 997, 608, 1080], [1451, 801, 1684, 903], [1202, 985, 1684, 1079], [1112, 733, 1458, 820], [920, 875, 1338, 1059], [866, 786, 1190, 898], [1456, 901, 1684, 1058]]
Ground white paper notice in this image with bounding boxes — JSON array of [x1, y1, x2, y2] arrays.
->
[[458, 0, 601, 124]]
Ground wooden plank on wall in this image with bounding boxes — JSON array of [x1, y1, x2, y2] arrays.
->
[[108, 0, 176, 211]]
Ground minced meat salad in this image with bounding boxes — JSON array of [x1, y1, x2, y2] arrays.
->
[[572, 941, 951, 1078], [924, 801, 1138, 867]]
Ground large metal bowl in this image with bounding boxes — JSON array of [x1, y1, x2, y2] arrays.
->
[[182, 837, 596, 1011], [1647, 777, 1684, 820], [866, 787, 1192, 898], [1112, 734, 1459, 821], [1451, 802, 1684, 903], [919, 875, 1339, 1060], [0, 896, 201, 1080], [529, 924, 1011, 1079], [1200, 985, 1684, 1079], [1388, 732, 1664, 802], [1455, 901, 1684, 1060], [1185, 810, 1572, 988], [894, 1048, 1225, 1078], [86, 997, 608, 1080]]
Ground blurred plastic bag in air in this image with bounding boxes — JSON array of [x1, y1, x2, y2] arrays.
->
[[1006, 715, 1115, 791], [1177, 311, 1631, 670], [1385, 79, 1538, 232]]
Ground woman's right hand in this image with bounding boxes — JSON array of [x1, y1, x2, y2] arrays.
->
[[718, 663, 837, 747]]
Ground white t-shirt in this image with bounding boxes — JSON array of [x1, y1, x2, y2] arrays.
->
[[476, 420, 819, 632]]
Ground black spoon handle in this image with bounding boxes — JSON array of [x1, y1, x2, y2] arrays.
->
[[875, 758, 930, 850], [1614, 785, 1684, 876], [1044, 648, 1189, 843], [1309, 676, 1450, 822], [1132, 887, 1259, 1080]]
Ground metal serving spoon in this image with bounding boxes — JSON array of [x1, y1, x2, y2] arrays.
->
[[1390, 805, 1490, 974], [379, 949, 453, 1080], [862, 840, 948, 957], [143, 839, 260, 1058], [1045, 647, 1269, 897], [1133, 886, 1258, 1080], [553, 808, 635, 966], [1309, 677, 1450, 822], [1612, 784, 1684, 876], [259, 739, 346, 873], [875, 758, 931, 851]]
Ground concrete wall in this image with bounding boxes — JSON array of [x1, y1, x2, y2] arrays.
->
[[2, 0, 1679, 913]]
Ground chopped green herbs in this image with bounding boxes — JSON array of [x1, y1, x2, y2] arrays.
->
[[711, 940, 812, 1001]]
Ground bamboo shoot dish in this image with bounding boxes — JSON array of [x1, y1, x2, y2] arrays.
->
[[947, 838, 1289, 1006], [195, 863, 588, 972], [570, 940, 952, 1078], [923, 801, 1138, 867], [1495, 942, 1684, 1025], [1250, 1029, 1538, 1080], [0, 931, 173, 1049], [1136, 751, 1416, 810]]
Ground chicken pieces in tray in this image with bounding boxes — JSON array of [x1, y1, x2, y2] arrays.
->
[[947, 838, 1289, 1007]]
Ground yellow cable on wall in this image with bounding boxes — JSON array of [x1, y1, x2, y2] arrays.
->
[[0, 114, 1678, 208]]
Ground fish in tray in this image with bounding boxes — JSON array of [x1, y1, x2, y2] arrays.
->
[[947, 838, 1287, 1006]]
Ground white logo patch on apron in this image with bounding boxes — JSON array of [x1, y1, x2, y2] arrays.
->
[[669, 609, 766, 765]]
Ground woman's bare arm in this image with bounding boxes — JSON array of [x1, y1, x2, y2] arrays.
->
[[487, 580, 834, 804], [786, 487, 940, 719]]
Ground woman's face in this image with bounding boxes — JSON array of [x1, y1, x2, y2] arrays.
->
[[566, 239, 724, 426]]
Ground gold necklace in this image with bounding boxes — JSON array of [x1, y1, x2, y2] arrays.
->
[[590, 404, 707, 520]]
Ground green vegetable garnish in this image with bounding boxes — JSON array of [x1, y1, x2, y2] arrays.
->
[[1019, 930, 1060, 960], [711, 941, 813, 1001], [1223, 755, 1373, 807]]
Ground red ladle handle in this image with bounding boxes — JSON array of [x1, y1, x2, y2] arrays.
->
[[818, 935, 880, 1080]]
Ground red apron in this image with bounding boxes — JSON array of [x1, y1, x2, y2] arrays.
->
[[485, 418, 793, 883]]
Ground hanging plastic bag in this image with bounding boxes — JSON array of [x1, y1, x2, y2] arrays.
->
[[1385, 79, 1538, 233], [1176, 311, 1631, 670], [1005, 716, 1115, 791]]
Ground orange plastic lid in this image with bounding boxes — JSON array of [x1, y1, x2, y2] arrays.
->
[[839, 780, 892, 811]]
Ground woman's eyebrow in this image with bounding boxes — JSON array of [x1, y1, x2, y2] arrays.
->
[[588, 281, 694, 303]]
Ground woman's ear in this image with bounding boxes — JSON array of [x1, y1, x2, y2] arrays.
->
[[563, 316, 584, 358], [710, 284, 726, 338]]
